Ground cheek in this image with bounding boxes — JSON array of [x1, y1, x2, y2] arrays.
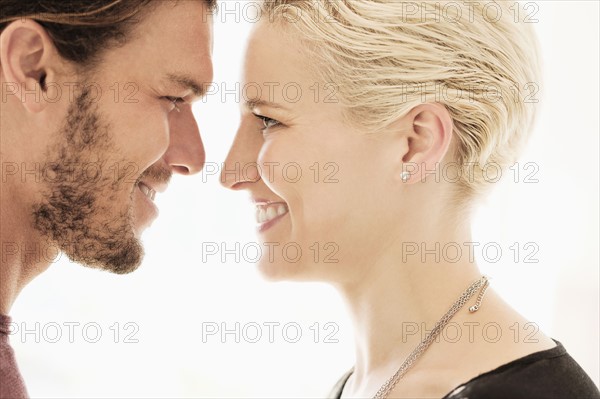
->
[[104, 100, 170, 167], [257, 138, 296, 195], [257, 136, 352, 230]]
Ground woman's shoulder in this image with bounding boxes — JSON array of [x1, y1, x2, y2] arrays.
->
[[442, 339, 600, 399], [328, 369, 353, 399]]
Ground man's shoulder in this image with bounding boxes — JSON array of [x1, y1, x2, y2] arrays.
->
[[0, 335, 29, 399]]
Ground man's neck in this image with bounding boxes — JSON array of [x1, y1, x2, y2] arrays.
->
[[0, 192, 53, 314]]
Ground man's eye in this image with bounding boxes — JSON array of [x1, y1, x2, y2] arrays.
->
[[163, 96, 184, 112], [254, 114, 281, 130]]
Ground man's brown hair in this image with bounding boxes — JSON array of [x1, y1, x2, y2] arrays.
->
[[0, 0, 217, 69]]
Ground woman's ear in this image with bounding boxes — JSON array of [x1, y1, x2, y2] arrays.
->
[[0, 19, 60, 114], [397, 103, 453, 183]]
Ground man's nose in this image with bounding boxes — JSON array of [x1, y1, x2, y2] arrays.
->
[[163, 107, 205, 175]]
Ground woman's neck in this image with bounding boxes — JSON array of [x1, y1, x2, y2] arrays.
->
[[336, 222, 483, 395]]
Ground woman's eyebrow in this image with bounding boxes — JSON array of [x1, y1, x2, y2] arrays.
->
[[245, 98, 289, 111]]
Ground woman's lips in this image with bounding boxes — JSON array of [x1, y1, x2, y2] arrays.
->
[[255, 202, 289, 232]]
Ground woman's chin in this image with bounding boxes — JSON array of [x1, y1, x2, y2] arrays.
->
[[256, 259, 318, 282]]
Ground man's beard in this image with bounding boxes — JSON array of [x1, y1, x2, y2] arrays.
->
[[31, 87, 166, 274]]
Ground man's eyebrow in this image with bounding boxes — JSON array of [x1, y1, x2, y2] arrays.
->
[[245, 98, 289, 111], [166, 73, 207, 97]]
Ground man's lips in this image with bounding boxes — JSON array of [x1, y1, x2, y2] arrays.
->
[[144, 180, 168, 194], [137, 181, 168, 201], [136, 163, 172, 199], [138, 182, 156, 201]]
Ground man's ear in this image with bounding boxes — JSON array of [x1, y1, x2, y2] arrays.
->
[[396, 103, 453, 183], [0, 19, 60, 114]]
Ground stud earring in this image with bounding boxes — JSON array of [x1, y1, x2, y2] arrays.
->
[[401, 171, 410, 183]]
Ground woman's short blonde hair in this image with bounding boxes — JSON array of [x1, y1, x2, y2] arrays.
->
[[260, 0, 542, 202]]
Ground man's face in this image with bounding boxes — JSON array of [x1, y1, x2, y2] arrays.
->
[[27, 1, 214, 273]]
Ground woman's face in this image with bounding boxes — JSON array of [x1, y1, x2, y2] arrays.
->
[[222, 22, 409, 282]]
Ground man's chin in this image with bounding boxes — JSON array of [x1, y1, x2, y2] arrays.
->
[[62, 236, 145, 275]]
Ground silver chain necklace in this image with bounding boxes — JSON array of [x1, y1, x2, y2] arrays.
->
[[372, 275, 490, 399]]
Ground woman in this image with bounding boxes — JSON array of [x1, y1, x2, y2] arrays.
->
[[221, 1, 600, 398]]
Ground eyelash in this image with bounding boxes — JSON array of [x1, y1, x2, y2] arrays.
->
[[164, 96, 184, 112], [253, 113, 281, 131]]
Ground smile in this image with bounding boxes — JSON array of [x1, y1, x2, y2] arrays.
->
[[138, 182, 157, 201], [256, 202, 288, 224]]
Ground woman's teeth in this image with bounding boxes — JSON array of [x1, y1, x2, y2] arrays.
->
[[138, 182, 156, 201], [256, 203, 288, 224]]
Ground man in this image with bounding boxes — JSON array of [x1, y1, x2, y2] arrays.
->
[[0, 0, 215, 397]]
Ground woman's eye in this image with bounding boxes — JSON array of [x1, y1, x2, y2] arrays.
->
[[254, 114, 281, 131], [163, 96, 184, 112]]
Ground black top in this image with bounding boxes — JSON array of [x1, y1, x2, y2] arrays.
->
[[330, 339, 600, 399]]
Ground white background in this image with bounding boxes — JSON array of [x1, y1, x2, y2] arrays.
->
[[10, 1, 599, 397]]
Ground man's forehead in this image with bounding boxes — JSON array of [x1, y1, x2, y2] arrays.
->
[[134, 0, 213, 55], [125, 1, 214, 91]]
